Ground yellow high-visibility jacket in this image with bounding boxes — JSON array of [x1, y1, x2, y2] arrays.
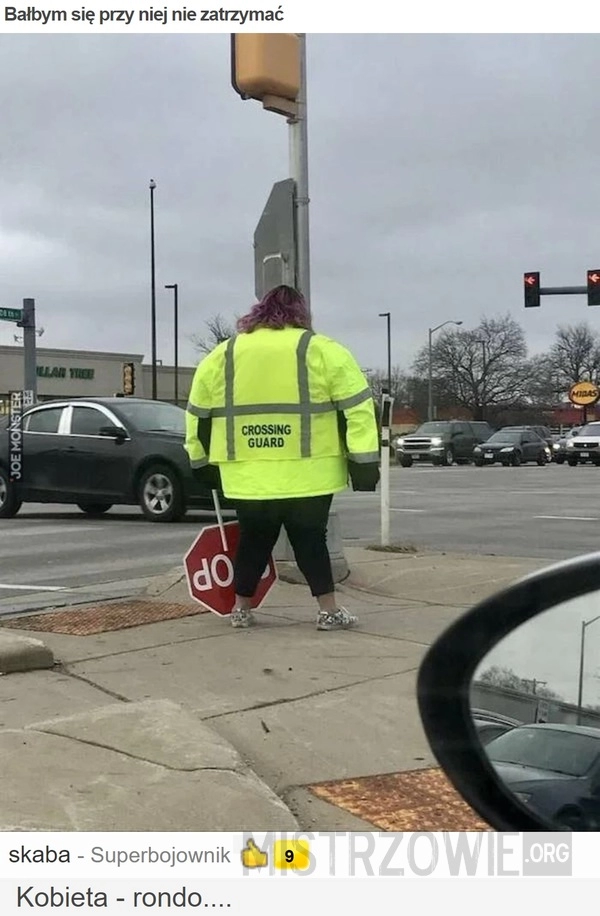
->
[[185, 327, 379, 499]]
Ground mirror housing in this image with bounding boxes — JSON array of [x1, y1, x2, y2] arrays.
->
[[99, 425, 126, 439], [417, 551, 600, 831]]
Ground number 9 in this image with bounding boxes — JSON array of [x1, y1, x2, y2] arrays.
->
[[285, 850, 294, 863]]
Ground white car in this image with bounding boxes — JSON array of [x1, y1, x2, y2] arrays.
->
[[565, 422, 600, 466]]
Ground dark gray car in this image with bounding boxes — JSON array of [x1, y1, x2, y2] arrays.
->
[[395, 420, 495, 467], [0, 397, 222, 522]]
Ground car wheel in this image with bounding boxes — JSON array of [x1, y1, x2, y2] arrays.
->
[[555, 455, 565, 465], [555, 806, 587, 831], [568, 457, 579, 467], [474, 459, 484, 467], [77, 503, 113, 516], [501, 460, 510, 467], [536, 451, 548, 466], [138, 464, 186, 522], [400, 456, 413, 468], [511, 452, 522, 467], [442, 447, 454, 467], [0, 466, 23, 519]]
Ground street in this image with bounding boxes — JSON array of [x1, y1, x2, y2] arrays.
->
[[1, 462, 599, 616]]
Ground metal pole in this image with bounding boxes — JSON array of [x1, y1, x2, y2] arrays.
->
[[428, 329, 433, 421], [288, 33, 310, 311], [379, 312, 392, 394], [380, 393, 392, 546], [173, 283, 178, 405], [165, 283, 178, 404], [21, 298, 37, 401], [149, 179, 157, 400], [577, 621, 586, 725]]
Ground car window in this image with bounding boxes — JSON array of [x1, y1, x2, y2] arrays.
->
[[412, 422, 450, 435], [454, 422, 470, 435], [70, 406, 115, 437], [486, 727, 600, 777], [24, 407, 64, 434]]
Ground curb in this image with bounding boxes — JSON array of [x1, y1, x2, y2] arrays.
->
[[0, 632, 55, 674]]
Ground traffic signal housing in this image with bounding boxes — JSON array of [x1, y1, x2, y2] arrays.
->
[[122, 362, 135, 396], [524, 272, 540, 308], [588, 270, 600, 306], [231, 33, 300, 117]]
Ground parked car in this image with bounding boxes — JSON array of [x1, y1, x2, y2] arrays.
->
[[473, 428, 551, 466], [0, 397, 224, 522], [394, 420, 494, 467], [529, 425, 557, 451], [564, 421, 600, 466], [472, 708, 521, 746], [552, 427, 582, 464], [485, 723, 600, 830]]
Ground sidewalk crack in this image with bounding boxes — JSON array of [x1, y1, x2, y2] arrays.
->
[[204, 665, 420, 721]]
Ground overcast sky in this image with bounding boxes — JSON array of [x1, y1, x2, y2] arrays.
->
[[2, 33, 600, 374]]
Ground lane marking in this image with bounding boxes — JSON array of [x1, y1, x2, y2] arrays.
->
[[390, 508, 425, 513], [0, 584, 70, 592], [534, 515, 598, 521]]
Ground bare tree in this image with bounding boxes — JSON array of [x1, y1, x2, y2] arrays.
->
[[548, 323, 600, 386], [362, 366, 407, 404], [478, 666, 563, 700], [190, 314, 235, 355], [412, 315, 529, 420]]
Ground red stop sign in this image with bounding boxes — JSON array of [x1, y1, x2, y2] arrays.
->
[[183, 522, 278, 616]]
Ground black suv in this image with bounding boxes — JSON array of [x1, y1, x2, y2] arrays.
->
[[395, 420, 495, 467]]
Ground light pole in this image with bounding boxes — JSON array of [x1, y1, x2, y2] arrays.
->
[[473, 336, 487, 421], [428, 320, 463, 421], [379, 312, 392, 394], [149, 179, 157, 400], [288, 33, 310, 311], [577, 614, 600, 724], [165, 284, 179, 405]]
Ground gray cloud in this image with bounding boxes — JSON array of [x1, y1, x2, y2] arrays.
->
[[1, 33, 599, 377]]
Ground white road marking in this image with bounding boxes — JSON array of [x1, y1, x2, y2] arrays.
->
[[390, 508, 426, 513], [535, 515, 598, 521], [0, 584, 70, 591]]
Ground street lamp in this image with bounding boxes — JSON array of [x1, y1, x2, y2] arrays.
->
[[165, 284, 179, 405], [378, 312, 391, 393], [428, 320, 463, 421], [149, 179, 157, 400], [577, 614, 600, 724], [473, 336, 488, 421]]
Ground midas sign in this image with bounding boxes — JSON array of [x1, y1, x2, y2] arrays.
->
[[569, 382, 600, 406]]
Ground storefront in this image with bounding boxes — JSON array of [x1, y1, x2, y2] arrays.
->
[[0, 345, 196, 414]]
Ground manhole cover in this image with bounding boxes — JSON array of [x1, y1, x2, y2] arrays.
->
[[309, 768, 490, 831], [0, 600, 209, 635]]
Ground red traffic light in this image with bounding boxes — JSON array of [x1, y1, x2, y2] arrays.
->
[[524, 271, 540, 308], [587, 269, 600, 306]]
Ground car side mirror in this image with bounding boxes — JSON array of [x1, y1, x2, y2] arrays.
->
[[417, 551, 600, 831], [99, 426, 126, 439]]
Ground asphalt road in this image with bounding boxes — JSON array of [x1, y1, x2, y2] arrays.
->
[[1, 462, 599, 614]]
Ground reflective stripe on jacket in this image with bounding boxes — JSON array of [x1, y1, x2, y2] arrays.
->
[[185, 327, 379, 498]]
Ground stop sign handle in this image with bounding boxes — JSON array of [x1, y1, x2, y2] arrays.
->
[[212, 488, 228, 552]]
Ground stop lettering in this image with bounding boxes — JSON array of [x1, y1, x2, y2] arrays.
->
[[183, 522, 277, 616]]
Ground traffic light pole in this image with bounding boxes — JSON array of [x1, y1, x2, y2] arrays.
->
[[288, 33, 311, 311], [17, 298, 38, 401]]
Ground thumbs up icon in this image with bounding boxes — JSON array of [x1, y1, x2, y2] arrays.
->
[[241, 839, 268, 869]]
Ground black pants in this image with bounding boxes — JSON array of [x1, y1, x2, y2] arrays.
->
[[233, 495, 334, 598]]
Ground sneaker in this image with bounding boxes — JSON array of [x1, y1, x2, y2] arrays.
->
[[316, 607, 358, 631], [231, 608, 256, 629]]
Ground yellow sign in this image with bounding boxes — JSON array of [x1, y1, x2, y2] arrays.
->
[[241, 839, 268, 869], [569, 381, 600, 406], [273, 839, 311, 871]]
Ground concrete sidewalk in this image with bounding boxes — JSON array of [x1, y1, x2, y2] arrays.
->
[[0, 546, 551, 832]]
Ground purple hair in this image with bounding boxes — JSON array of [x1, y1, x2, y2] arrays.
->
[[236, 285, 312, 333]]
